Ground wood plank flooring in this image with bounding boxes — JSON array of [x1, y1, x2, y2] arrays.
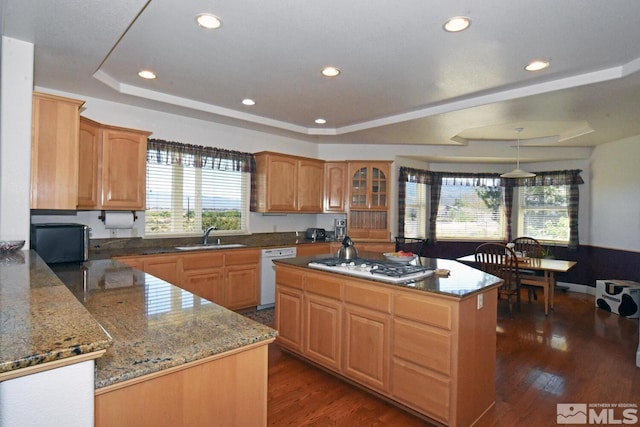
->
[[266, 290, 640, 426]]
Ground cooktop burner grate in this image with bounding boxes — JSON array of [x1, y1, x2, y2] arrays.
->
[[308, 257, 434, 283]]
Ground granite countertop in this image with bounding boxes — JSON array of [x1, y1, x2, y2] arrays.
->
[[87, 233, 390, 259], [0, 251, 112, 377], [53, 259, 277, 388], [275, 254, 503, 298]]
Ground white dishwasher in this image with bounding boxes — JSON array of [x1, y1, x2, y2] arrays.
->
[[259, 247, 297, 310]]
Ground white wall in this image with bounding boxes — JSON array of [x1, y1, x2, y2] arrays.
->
[[589, 135, 640, 252], [0, 360, 95, 427], [14, 80, 637, 250], [0, 37, 33, 243]]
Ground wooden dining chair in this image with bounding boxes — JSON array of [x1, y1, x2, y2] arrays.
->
[[475, 243, 521, 317], [511, 236, 546, 304], [394, 236, 427, 256]]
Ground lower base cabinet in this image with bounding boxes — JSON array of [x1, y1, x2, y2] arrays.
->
[[275, 263, 497, 426], [182, 267, 225, 306], [94, 343, 271, 427], [114, 248, 260, 311], [343, 305, 390, 393]]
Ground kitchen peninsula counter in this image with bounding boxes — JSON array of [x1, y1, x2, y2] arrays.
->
[[274, 255, 502, 427], [0, 251, 112, 379], [54, 259, 277, 389], [2, 251, 276, 426]]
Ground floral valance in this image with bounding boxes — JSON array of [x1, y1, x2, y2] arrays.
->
[[147, 139, 255, 173]]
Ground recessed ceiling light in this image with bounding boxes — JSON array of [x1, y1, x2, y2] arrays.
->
[[321, 66, 340, 77], [138, 70, 157, 79], [242, 98, 256, 106], [196, 13, 222, 30], [525, 59, 550, 71], [443, 16, 471, 32], [315, 118, 327, 124]]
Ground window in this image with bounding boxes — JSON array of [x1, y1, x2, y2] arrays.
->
[[518, 185, 569, 244], [403, 181, 427, 238], [145, 140, 251, 237], [436, 178, 505, 240]]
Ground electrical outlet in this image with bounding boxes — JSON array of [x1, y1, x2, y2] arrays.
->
[[477, 293, 483, 310]]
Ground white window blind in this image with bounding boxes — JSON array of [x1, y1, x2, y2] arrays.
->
[[146, 158, 250, 236], [518, 185, 569, 243], [404, 182, 427, 238], [436, 179, 505, 240]]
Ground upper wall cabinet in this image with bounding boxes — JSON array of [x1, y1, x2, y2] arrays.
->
[[253, 152, 324, 213], [347, 161, 391, 240], [31, 92, 85, 209], [323, 161, 347, 213], [78, 117, 151, 210]]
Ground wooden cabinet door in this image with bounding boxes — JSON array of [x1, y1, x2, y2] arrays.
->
[[275, 285, 304, 351], [254, 152, 323, 213], [304, 272, 342, 370], [225, 264, 259, 310], [256, 153, 297, 212], [323, 161, 347, 212], [297, 158, 323, 212], [143, 255, 180, 285], [343, 305, 390, 393], [182, 268, 225, 305], [100, 126, 150, 210], [77, 116, 101, 208], [30, 92, 84, 209], [305, 293, 341, 370], [347, 162, 390, 209], [347, 162, 391, 240]]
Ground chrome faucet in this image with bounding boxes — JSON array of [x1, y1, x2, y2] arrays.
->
[[203, 226, 218, 245]]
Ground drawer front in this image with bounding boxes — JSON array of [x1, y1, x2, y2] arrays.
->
[[391, 358, 450, 423], [181, 252, 224, 270], [393, 318, 451, 375], [305, 272, 342, 299], [225, 248, 260, 265], [276, 267, 304, 290], [393, 293, 453, 331], [343, 282, 391, 313]]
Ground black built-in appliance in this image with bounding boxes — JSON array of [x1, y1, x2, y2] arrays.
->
[[30, 223, 89, 264]]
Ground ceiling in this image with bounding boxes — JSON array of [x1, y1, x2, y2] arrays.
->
[[2, 0, 640, 164]]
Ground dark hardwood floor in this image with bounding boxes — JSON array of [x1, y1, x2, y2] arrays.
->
[[266, 290, 640, 426]]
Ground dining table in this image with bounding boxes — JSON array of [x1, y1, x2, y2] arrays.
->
[[456, 254, 577, 315]]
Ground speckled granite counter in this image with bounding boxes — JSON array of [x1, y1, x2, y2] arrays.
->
[[86, 232, 388, 259], [0, 251, 112, 379], [52, 259, 277, 388], [275, 254, 503, 298]]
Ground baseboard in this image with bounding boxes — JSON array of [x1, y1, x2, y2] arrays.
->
[[558, 281, 596, 295]]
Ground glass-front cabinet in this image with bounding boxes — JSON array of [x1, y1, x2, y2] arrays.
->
[[347, 162, 391, 240]]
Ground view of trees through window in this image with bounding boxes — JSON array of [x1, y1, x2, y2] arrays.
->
[[436, 181, 505, 240], [519, 185, 569, 243], [145, 162, 248, 236]]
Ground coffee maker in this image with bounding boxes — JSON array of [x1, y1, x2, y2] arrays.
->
[[334, 218, 346, 241]]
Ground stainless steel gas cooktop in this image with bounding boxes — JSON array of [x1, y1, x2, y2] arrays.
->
[[308, 257, 434, 283]]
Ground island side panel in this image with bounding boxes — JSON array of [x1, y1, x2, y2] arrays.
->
[[94, 343, 269, 427], [454, 287, 498, 426]]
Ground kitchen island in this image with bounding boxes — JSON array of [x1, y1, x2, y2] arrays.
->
[[1, 252, 277, 427], [274, 255, 502, 427]]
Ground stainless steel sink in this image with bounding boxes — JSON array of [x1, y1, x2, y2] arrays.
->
[[175, 243, 247, 251]]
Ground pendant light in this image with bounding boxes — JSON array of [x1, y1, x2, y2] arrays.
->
[[501, 128, 535, 178]]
